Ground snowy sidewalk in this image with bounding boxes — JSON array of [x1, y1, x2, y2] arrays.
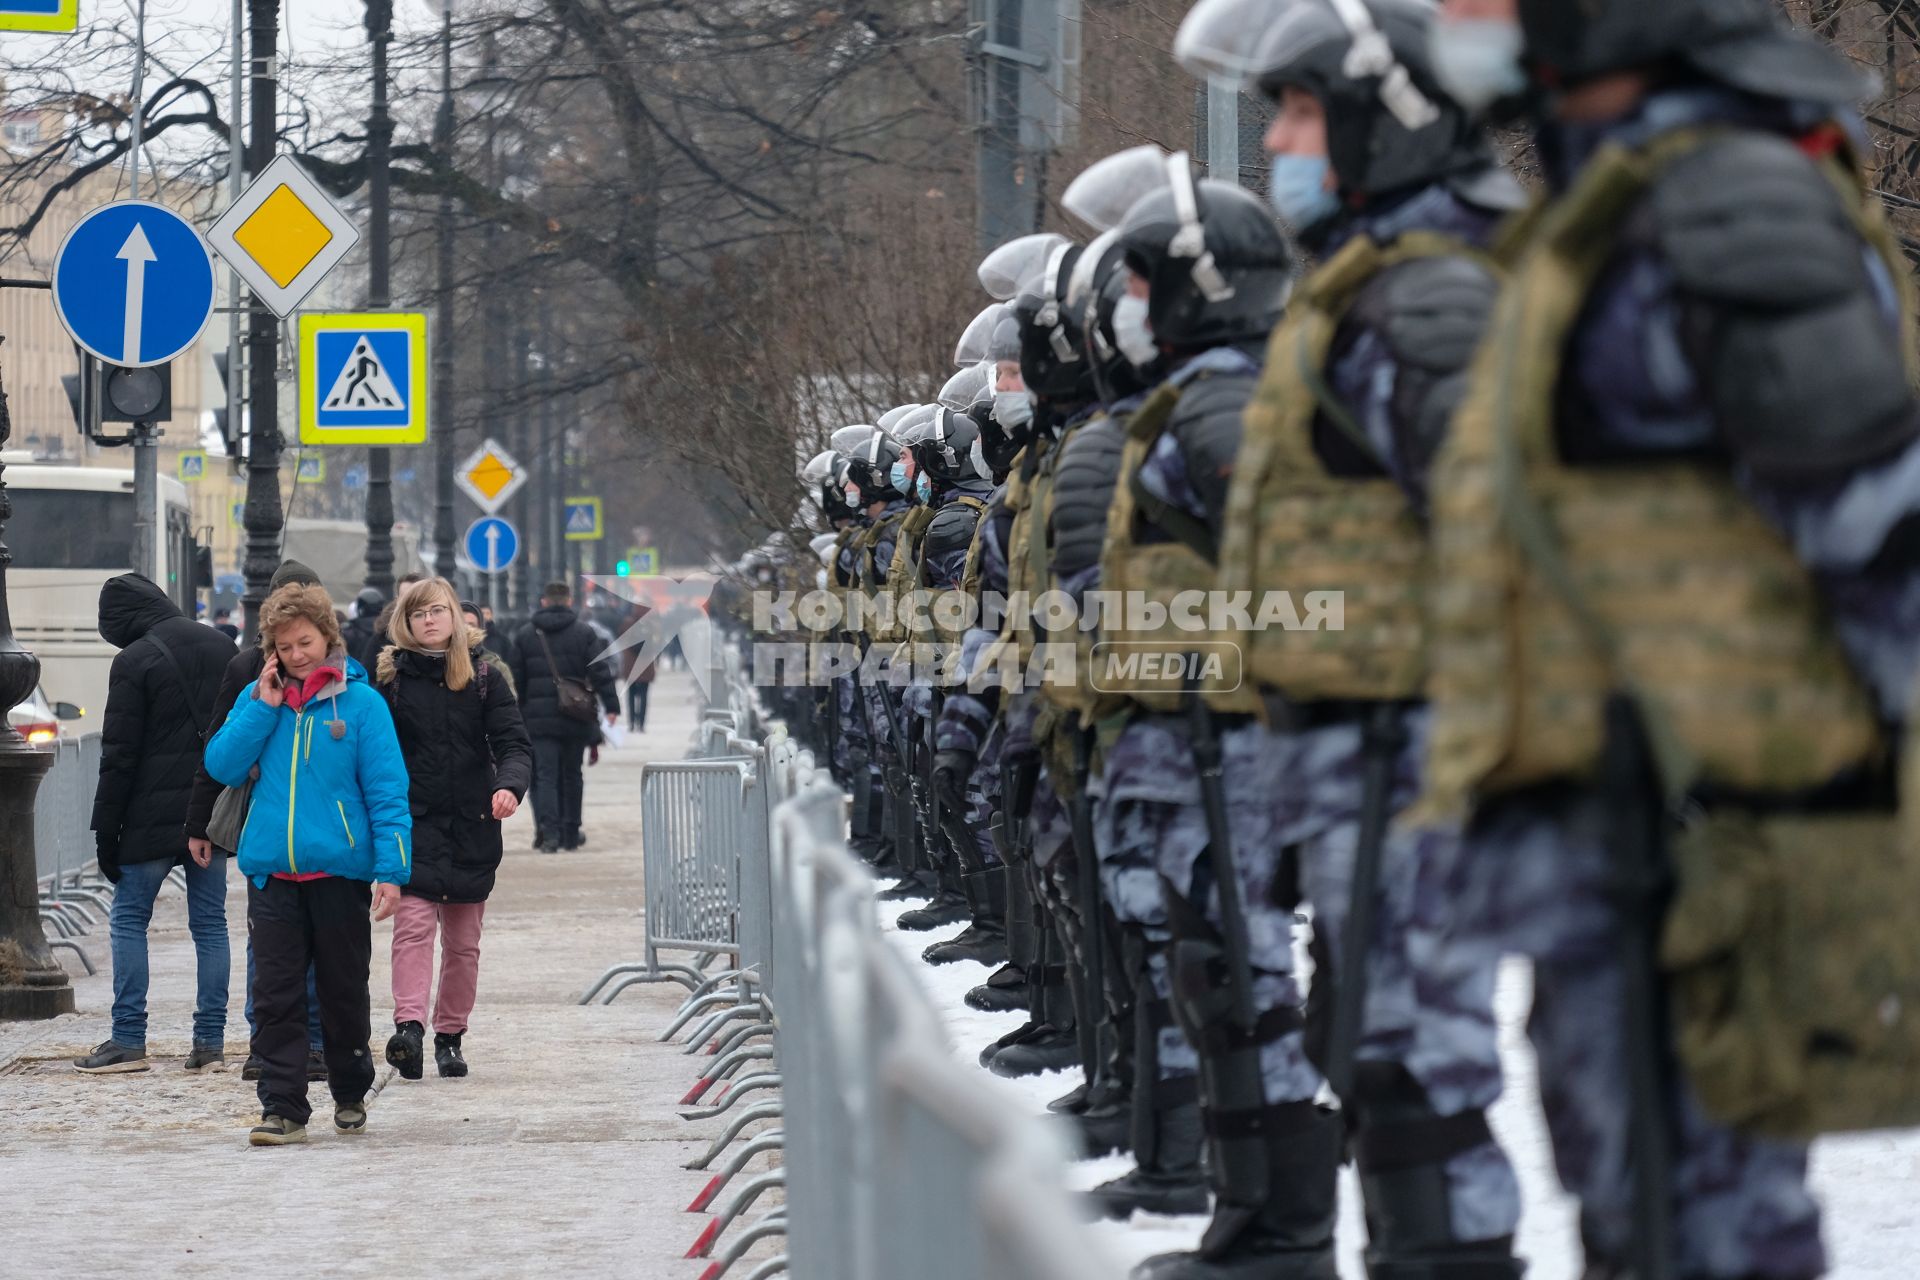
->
[[0, 672, 766, 1279]]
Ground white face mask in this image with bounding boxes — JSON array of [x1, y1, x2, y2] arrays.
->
[[969, 436, 989, 479], [993, 389, 1034, 430], [1113, 294, 1158, 369], [1428, 18, 1527, 115]]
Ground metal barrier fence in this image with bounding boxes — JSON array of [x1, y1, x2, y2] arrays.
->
[[614, 681, 1121, 1280], [32, 733, 113, 974]]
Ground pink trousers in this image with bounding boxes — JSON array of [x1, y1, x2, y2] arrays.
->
[[390, 895, 486, 1034]]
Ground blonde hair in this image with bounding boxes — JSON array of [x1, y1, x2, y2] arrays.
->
[[379, 577, 474, 692], [259, 584, 342, 653]]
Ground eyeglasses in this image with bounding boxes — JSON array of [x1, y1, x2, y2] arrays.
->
[[408, 604, 453, 623]]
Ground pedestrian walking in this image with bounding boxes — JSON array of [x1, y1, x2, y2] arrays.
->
[[186, 558, 332, 1082], [618, 600, 656, 732], [511, 579, 618, 852], [203, 583, 412, 1146], [375, 579, 532, 1080], [75, 574, 239, 1075], [341, 588, 385, 673], [462, 600, 518, 699]]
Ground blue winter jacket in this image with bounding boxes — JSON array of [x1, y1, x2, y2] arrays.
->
[[203, 655, 413, 889]]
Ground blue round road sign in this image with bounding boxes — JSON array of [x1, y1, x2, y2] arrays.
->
[[465, 516, 519, 574], [53, 200, 216, 368]]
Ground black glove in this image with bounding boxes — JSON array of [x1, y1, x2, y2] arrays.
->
[[934, 748, 976, 812], [95, 834, 122, 885]]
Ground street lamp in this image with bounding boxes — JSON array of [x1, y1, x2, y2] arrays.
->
[[0, 359, 74, 1020]]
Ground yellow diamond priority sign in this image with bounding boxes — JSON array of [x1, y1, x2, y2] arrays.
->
[[456, 438, 526, 515], [208, 155, 360, 318]]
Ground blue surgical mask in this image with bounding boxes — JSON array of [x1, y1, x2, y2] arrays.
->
[[1428, 18, 1528, 116], [915, 473, 933, 504], [1267, 153, 1339, 231], [889, 460, 911, 496]]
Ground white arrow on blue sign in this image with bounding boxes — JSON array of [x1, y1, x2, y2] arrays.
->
[[52, 200, 216, 368], [465, 515, 519, 575]]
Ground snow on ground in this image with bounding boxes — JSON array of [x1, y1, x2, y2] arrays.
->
[[877, 884, 1920, 1279]]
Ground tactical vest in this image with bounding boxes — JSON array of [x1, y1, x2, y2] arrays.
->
[[1217, 233, 1482, 706], [874, 505, 935, 646], [824, 525, 862, 642], [1098, 380, 1259, 715], [979, 440, 1052, 683], [922, 495, 989, 651], [854, 510, 906, 647], [1422, 128, 1898, 815]]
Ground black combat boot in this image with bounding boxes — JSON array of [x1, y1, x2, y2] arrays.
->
[[385, 1020, 425, 1081], [984, 943, 1081, 1077], [966, 857, 1036, 1008], [924, 864, 1010, 966], [1131, 1102, 1342, 1280], [1087, 1075, 1208, 1219]]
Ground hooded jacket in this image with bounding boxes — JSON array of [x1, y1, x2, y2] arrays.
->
[[375, 645, 533, 903], [90, 574, 237, 873], [510, 605, 618, 742], [203, 651, 413, 888]]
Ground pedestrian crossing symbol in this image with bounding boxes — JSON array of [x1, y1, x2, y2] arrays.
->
[[563, 496, 603, 542], [296, 311, 429, 446]]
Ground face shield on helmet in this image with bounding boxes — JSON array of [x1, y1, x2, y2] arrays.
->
[[877, 403, 924, 435], [1063, 145, 1175, 233], [1173, 0, 1301, 85], [809, 533, 841, 566], [954, 303, 1010, 367], [829, 424, 879, 456], [938, 360, 993, 411], [977, 232, 1071, 301], [799, 449, 838, 486]]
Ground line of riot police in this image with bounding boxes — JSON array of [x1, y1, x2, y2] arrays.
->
[[750, 3, 1920, 1277]]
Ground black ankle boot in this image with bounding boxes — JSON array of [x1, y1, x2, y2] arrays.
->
[[385, 1021, 425, 1081], [434, 1032, 468, 1078], [1088, 1079, 1208, 1219]]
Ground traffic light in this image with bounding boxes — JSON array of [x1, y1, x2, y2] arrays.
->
[[615, 559, 632, 577], [99, 364, 172, 423]]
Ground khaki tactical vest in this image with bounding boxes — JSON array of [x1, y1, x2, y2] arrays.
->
[[1098, 380, 1260, 715], [874, 505, 935, 645], [853, 510, 906, 647], [980, 440, 1051, 681], [1422, 129, 1900, 815], [1217, 232, 1486, 707]]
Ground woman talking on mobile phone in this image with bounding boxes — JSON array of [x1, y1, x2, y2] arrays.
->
[[375, 578, 531, 1081], [204, 583, 412, 1147]]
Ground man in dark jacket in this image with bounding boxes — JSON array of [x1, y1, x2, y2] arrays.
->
[[76, 574, 239, 1075], [341, 587, 385, 672], [511, 580, 619, 851], [184, 557, 330, 1081]]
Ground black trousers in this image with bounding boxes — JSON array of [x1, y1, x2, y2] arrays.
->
[[248, 876, 376, 1125], [627, 681, 650, 731], [531, 736, 587, 841]]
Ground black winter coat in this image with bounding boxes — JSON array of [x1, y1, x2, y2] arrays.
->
[[91, 574, 236, 874], [376, 646, 533, 903], [185, 645, 267, 845], [510, 607, 618, 743]]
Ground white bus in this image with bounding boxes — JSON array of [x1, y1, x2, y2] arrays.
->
[[5, 458, 203, 719]]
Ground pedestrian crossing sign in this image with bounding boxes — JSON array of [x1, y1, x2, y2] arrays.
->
[[0, 0, 79, 33], [229, 500, 245, 528], [296, 311, 429, 445], [178, 450, 206, 482], [296, 454, 325, 484], [563, 496, 603, 542]]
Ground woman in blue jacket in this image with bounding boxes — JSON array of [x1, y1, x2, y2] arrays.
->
[[204, 583, 412, 1146]]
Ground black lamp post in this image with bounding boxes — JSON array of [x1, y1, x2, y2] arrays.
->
[[0, 358, 74, 1020]]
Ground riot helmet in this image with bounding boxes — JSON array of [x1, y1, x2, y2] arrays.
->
[[914, 407, 988, 486], [1516, 0, 1869, 105], [832, 425, 903, 507], [977, 232, 1071, 301], [1063, 145, 1174, 232], [1068, 229, 1151, 403], [1116, 154, 1298, 352], [938, 360, 994, 412], [809, 533, 841, 567], [877, 403, 924, 435], [1011, 242, 1094, 402], [955, 303, 1010, 367], [1188, 0, 1497, 224]]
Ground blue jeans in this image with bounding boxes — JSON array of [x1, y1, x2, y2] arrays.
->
[[246, 939, 324, 1052], [109, 856, 231, 1049]]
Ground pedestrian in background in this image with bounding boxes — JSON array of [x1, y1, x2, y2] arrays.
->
[[619, 600, 656, 732], [462, 600, 518, 699], [341, 588, 386, 673], [76, 574, 237, 1075], [512, 579, 618, 852], [376, 579, 532, 1080], [186, 558, 331, 1082], [203, 583, 412, 1146]]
